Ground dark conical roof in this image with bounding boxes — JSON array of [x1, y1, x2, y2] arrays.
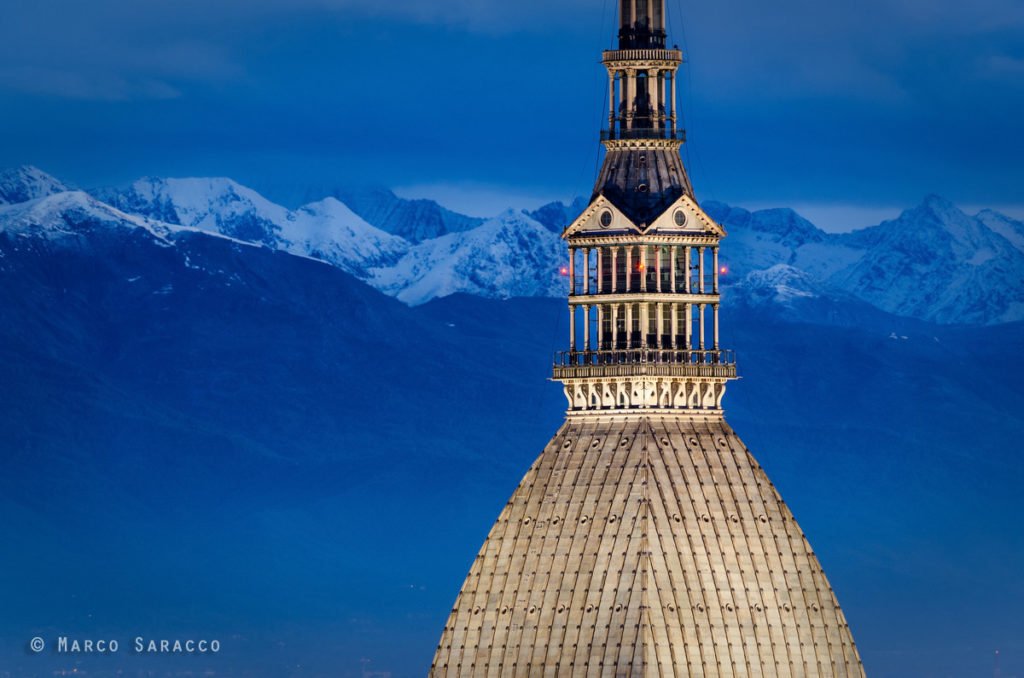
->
[[593, 147, 694, 226]]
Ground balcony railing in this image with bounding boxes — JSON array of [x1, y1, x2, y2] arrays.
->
[[554, 348, 735, 367], [602, 49, 682, 63], [601, 128, 686, 142]]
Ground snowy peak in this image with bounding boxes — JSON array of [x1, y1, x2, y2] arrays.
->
[[828, 196, 1024, 324], [328, 186, 484, 243], [0, 166, 70, 205], [528, 197, 589, 233], [369, 209, 567, 306], [95, 176, 289, 247], [976, 209, 1024, 254], [705, 201, 827, 248]]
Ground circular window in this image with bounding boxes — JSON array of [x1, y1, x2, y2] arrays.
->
[[636, 183, 649, 193], [673, 209, 687, 227], [599, 210, 613, 228]]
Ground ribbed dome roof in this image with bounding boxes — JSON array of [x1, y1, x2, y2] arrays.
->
[[431, 415, 864, 677]]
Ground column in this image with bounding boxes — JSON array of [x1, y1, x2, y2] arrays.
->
[[655, 246, 662, 293], [670, 70, 677, 132], [713, 246, 719, 293], [660, 71, 667, 129], [670, 303, 678, 351], [626, 304, 634, 349], [608, 71, 616, 131], [569, 305, 576, 352], [649, 69, 659, 130], [625, 246, 632, 293], [713, 303, 720, 351], [611, 304, 619, 349], [611, 247, 618, 293], [596, 248, 604, 294], [669, 245, 677, 292], [584, 305, 591, 352], [622, 70, 630, 130], [568, 247, 575, 296], [684, 302, 692, 350], [699, 246, 706, 294], [640, 246, 647, 292], [684, 246, 691, 293], [699, 303, 706, 351], [640, 303, 648, 348], [583, 247, 591, 295], [656, 303, 665, 349]]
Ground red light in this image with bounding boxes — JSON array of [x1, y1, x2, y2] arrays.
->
[[719, 266, 728, 275], [559, 266, 569, 276]]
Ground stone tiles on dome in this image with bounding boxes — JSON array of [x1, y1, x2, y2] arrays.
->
[[431, 416, 864, 677]]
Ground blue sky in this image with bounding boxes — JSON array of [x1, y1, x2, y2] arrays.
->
[[0, 0, 1022, 230]]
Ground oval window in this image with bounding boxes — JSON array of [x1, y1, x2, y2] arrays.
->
[[599, 210, 613, 228], [673, 209, 687, 227]]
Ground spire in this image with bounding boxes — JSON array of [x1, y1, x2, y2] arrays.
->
[[554, 2, 734, 416], [618, 0, 667, 49]]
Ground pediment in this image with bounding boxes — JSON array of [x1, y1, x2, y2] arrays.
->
[[563, 194, 725, 239], [562, 196, 641, 238], [646, 195, 726, 237]]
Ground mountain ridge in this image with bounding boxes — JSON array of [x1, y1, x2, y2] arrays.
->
[[5, 165, 1024, 325]]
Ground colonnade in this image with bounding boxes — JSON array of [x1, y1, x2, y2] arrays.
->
[[566, 244, 721, 355]]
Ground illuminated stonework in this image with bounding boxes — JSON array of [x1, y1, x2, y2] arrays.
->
[[430, 1, 865, 675]]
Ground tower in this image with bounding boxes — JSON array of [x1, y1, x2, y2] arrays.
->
[[430, 1, 865, 675]]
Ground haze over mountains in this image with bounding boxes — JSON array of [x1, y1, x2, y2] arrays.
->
[[2, 165, 1023, 677]]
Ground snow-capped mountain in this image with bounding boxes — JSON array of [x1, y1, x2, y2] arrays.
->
[[0, 166, 69, 205], [528, 197, 589, 233], [830, 196, 1024, 324], [94, 176, 408, 276], [325, 186, 484, 243], [712, 196, 1024, 325], [5, 165, 1024, 324], [369, 209, 568, 305]]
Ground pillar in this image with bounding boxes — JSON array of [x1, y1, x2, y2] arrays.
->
[[640, 303, 648, 349], [699, 246, 706, 294], [608, 71, 616, 131], [685, 302, 692, 350], [568, 247, 575, 296], [657, 302, 665, 349], [569, 304, 576, 351], [640, 246, 647, 292], [584, 305, 591, 351], [713, 246, 719, 293], [583, 247, 591, 295], [684, 246, 691, 293], [596, 248, 604, 294], [670, 70, 677, 132], [626, 304, 634, 349], [625, 246, 632, 293], [670, 303, 678, 350], [713, 303, 720, 351], [669, 245, 677, 292], [611, 247, 618, 293], [649, 69, 659, 130], [699, 303, 706, 351], [624, 71, 635, 129], [611, 304, 619, 349], [655, 246, 662, 293]]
